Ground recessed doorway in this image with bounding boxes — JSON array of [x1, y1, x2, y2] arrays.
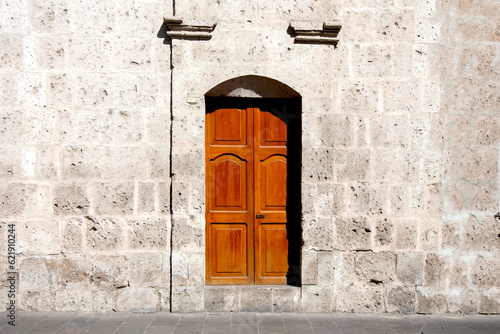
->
[[205, 97, 301, 285]]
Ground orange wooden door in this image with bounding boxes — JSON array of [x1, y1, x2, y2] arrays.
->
[[206, 106, 288, 285]]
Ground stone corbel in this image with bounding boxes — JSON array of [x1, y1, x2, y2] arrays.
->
[[164, 17, 216, 40], [289, 21, 342, 45]]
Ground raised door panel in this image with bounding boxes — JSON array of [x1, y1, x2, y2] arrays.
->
[[209, 156, 247, 211], [262, 224, 288, 273], [261, 110, 287, 146], [210, 108, 247, 146], [210, 224, 248, 276], [255, 224, 288, 284], [259, 156, 287, 212]]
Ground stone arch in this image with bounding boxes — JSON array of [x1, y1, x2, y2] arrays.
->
[[205, 75, 302, 99]]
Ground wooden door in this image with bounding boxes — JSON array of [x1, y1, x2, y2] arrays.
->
[[206, 105, 289, 285]]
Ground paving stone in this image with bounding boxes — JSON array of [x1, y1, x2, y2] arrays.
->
[[230, 325, 259, 334], [151, 313, 181, 326], [203, 328, 231, 334], [145, 326, 176, 334], [307, 314, 336, 328]]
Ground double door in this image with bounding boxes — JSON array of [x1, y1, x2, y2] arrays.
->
[[205, 103, 289, 284]]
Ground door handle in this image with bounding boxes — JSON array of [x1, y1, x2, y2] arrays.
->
[[256, 214, 265, 219]]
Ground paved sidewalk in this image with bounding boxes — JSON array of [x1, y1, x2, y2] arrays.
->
[[1, 312, 499, 334]]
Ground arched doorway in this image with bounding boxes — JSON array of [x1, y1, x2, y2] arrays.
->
[[204, 76, 301, 285]]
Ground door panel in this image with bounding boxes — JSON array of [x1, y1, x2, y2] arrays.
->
[[211, 156, 247, 210], [212, 108, 247, 145], [206, 105, 291, 285], [260, 224, 288, 273], [260, 156, 287, 210], [263, 111, 287, 145], [211, 224, 247, 275]]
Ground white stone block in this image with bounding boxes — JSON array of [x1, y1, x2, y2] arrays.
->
[[413, 44, 428, 77], [417, 19, 441, 42], [2, 0, 28, 33], [23, 36, 36, 70], [18, 73, 46, 107]]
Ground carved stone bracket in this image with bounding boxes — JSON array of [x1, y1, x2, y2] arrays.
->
[[164, 17, 216, 40], [289, 21, 342, 45]]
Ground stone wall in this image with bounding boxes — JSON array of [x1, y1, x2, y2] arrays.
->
[[0, 0, 173, 311], [296, 0, 500, 314], [437, 0, 500, 314], [0, 0, 499, 313]]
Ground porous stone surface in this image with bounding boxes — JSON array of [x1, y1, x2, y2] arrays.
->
[[1, 0, 499, 314]]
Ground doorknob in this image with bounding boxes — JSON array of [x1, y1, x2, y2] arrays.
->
[[256, 214, 265, 219]]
